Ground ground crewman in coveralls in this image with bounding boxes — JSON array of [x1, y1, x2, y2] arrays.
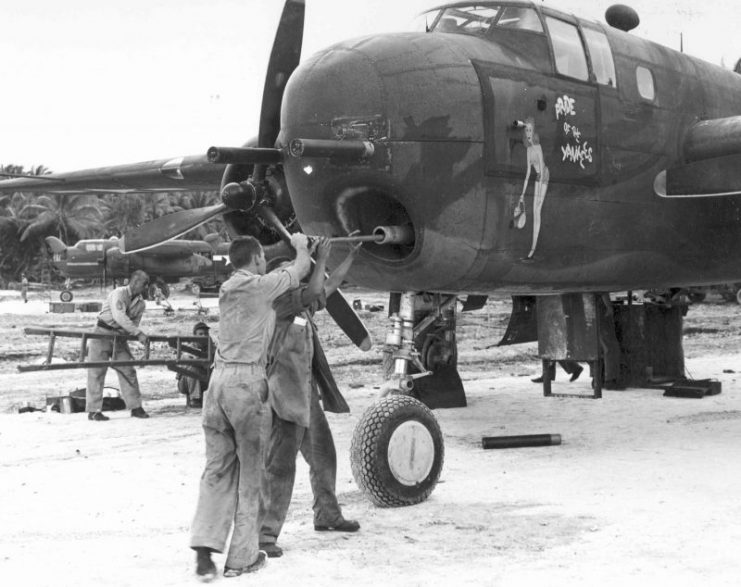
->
[[86, 269, 150, 421], [259, 238, 362, 558], [190, 233, 311, 581]]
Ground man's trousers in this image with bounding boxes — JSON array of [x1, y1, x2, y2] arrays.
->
[[86, 327, 142, 412], [259, 384, 344, 545], [190, 364, 267, 569]]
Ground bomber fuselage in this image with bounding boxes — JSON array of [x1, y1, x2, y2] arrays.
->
[[50, 238, 229, 281], [279, 1, 741, 294]]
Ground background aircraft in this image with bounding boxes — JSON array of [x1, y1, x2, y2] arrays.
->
[[2, 1, 741, 508], [45, 235, 231, 300]]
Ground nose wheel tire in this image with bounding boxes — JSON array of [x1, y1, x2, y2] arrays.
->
[[351, 395, 444, 507], [59, 290, 73, 302]]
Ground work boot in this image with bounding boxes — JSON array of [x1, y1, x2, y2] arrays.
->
[[194, 547, 216, 583], [532, 371, 556, 384], [259, 543, 283, 558], [569, 365, 584, 382], [314, 519, 360, 532], [131, 407, 150, 419], [223, 551, 267, 578], [88, 411, 109, 422]]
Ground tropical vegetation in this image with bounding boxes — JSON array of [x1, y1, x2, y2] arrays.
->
[[0, 164, 223, 287]]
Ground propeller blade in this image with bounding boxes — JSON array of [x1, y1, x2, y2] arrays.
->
[[215, 2, 367, 349], [122, 203, 227, 253], [258, 0, 305, 151], [218, 1, 304, 210], [325, 290, 373, 351], [256, 204, 293, 242]]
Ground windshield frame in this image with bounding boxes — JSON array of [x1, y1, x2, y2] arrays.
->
[[421, 2, 545, 37]]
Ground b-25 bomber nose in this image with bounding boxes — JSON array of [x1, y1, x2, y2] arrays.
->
[[279, 32, 490, 293]]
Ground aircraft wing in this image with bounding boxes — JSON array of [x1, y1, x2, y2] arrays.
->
[[656, 115, 741, 198], [0, 154, 225, 194]]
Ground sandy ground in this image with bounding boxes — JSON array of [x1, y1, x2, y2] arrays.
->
[[1, 286, 740, 586]]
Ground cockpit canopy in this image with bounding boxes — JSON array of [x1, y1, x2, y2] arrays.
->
[[421, 3, 543, 35]]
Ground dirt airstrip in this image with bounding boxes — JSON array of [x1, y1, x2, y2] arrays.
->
[[1, 285, 740, 586]]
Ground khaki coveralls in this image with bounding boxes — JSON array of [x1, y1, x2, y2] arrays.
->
[[259, 288, 346, 547], [86, 285, 146, 412], [190, 266, 300, 570]]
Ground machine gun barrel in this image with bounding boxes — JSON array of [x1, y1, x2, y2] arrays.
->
[[206, 146, 283, 165], [288, 138, 375, 160]]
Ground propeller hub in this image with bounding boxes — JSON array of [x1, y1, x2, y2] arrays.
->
[[221, 181, 258, 211]]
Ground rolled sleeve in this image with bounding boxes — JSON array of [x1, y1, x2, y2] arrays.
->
[[109, 290, 141, 335], [259, 267, 300, 302]]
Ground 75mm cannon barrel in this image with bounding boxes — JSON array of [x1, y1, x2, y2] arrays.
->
[[372, 224, 414, 245]]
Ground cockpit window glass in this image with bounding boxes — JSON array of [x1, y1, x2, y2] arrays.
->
[[546, 17, 589, 81], [433, 6, 500, 35], [497, 7, 543, 32], [636, 66, 655, 100], [425, 5, 546, 36], [583, 28, 616, 87]]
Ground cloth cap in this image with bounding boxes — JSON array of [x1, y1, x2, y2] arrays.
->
[[193, 321, 210, 333]]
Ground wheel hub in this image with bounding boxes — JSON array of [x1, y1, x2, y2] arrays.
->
[[387, 420, 435, 486]]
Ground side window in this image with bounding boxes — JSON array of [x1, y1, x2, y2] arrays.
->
[[546, 17, 588, 81], [496, 7, 543, 32], [636, 66, 655, 100], [583, 28, 617, 87]]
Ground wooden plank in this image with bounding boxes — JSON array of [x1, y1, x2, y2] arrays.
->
[[18, 358, 209, 373]]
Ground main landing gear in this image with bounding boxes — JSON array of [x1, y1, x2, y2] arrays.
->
[[351, 291, 454, 506]]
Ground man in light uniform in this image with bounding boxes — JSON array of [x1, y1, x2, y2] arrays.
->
[[259, 238, 361, 558], [86, 269, 150, 421], [190, 233, 311, 581]]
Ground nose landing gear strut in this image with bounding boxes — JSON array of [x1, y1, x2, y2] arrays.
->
[[350, 292, 446, 507]]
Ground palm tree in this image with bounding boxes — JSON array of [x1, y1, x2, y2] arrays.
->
[[0, 167, 44, 281], [144, 192, 183, 222], [19, 193, 104, 242], [101, 193, 145, 236]]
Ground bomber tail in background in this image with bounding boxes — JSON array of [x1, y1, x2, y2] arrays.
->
[[44, 236, 67, 254]]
